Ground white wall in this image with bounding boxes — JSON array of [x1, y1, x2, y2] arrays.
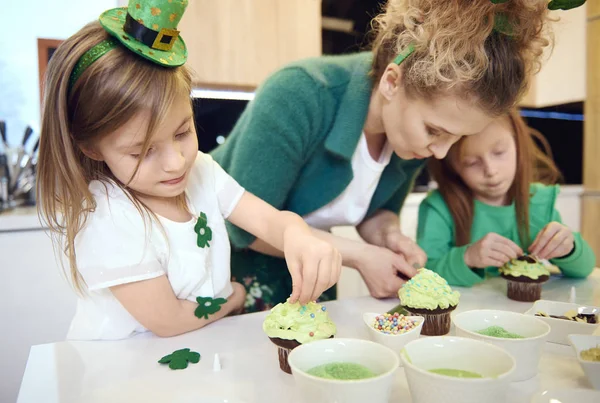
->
[[0, 1, 118, 401], [0, 0, 118, 147]]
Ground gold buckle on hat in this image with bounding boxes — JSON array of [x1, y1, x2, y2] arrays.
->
[[152, 28, 179, 51]]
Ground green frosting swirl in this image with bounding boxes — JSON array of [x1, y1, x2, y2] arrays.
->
[[262, 300, 336, 344], [397, 268, 460, 310], [499, 257, 550, 280]]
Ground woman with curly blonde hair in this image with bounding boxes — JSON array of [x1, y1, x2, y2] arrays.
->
[[212, 0, 557, 311]]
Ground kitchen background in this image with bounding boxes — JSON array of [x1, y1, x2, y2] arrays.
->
[[0, 1, 590, 402]]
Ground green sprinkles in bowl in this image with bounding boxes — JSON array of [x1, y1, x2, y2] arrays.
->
[[476, 325, 524, 339]]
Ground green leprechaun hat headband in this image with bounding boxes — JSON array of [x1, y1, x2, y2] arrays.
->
[[69, 0, 188, 90]]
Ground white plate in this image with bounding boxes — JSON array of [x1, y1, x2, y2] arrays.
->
[[524, 300, 599, 345], [531, 388, 600, 403]]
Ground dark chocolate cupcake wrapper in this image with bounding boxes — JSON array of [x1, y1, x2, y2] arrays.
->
[[403, 305, 456, 336]]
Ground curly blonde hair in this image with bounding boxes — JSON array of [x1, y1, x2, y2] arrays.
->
[[370, 0, 552, 115]]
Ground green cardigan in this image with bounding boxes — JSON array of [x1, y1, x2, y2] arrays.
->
[[417, 184, 596, 287], [212, 52, 424, 311]]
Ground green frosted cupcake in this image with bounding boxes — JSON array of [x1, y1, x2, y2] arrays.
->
[[397, 268, 460, 335], [263, 300, 336, 374], [499, 255, 550, 302]]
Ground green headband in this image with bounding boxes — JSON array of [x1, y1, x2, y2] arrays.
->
[[393, 43, 415, 65], [491, 0, 586, 10], [68, 38, 119, 92]]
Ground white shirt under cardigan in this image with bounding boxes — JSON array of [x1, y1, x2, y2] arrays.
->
[[67, 152, 245, 340], [303, 133, 394, 230]]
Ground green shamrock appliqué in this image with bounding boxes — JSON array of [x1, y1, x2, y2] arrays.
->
[[158, 348, 201, 370], [194, 212, 212, 248], [195, 296, 227, 319]]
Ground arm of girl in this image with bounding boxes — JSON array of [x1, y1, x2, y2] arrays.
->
[[417, 196, 521, 287], [529, 216, 596, 278], [110, 280, 247, 338], [228, 192, 342, 304], [249, 223, 413, 299]]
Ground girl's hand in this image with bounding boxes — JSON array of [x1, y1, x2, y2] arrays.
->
[[354, 243, 416, 299], [383, 228, 427, 269], [464, 233, 523, 268], [529, 222, 574, 260], [284, 226, 342, 305]]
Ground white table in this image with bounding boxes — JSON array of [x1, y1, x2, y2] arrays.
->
[[17, 272, 600, 403]]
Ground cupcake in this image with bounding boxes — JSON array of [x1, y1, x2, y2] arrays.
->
[[499, 255, 550, 302], [397, 268, 460, 336], [262, 300, 336, 374]]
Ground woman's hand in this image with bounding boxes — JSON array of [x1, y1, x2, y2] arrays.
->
[[284, 225, 342, 305], [529, 222, 574, 260], [353, 243, 417, 298], [464, 233, 523, 268], [383, 228, 427, 269]]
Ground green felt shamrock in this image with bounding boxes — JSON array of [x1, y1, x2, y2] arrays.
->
[[548, 0, 586, 10], [195, 296, 227, 319], [194, 212, 212, 248], [158, 348, 201, 370]]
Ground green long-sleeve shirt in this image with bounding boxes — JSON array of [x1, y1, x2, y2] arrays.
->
[[417, 183, 595, 287]]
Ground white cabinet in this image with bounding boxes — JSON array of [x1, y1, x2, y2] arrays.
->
[[520, 5, 586, 107], [0, 221, 76, 403]]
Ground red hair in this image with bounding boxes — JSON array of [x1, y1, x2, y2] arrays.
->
[[428, 109, 561, 248]]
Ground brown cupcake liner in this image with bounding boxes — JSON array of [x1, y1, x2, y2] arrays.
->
[[269, 337, 300, 374], [403, 305, 456, 336], [268, 336, 334, 374], [501, 274, 549, 302]]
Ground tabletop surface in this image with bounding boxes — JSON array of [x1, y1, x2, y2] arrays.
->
[[17, 271, 600, 403]]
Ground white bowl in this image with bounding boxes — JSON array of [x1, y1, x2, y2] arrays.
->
[[362, 312, 424, 358], [400, 336, 515, 403], [525, 300, 599, 345], [288, 338, 399, 403], [568, 334, 600, 389], [531, 388, 600, 402], [453, 309, 550, 381]]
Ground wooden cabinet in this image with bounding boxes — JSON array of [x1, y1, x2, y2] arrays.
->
[[178, 0, 322, 89], [520, 5, 586, 108]]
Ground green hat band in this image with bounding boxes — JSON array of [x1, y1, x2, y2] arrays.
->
[[68, 37, 119, 92]]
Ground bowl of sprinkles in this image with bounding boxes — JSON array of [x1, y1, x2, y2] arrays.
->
[[453, 309, 550, 382], [362, 312, 424, 358]]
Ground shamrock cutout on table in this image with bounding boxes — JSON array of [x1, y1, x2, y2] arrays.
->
[[158, 348, 201, 370], [195, 296, 227, 319], [194, 212, 212, 248]]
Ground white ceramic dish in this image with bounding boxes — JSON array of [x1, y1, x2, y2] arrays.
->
[[453, 309, 550, 381], [531, 388, 600, 403], [400, 336, 515, 403], [524, 300, 599, 345], [362, 312, 424, 359], [288, 338, 399, 403], [568, 334, 600, 389]]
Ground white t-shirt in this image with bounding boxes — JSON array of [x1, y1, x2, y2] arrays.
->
[[67, 152, 245, 340], [303, 133, 393, 230]]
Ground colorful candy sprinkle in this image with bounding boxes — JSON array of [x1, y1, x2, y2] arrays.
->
[[310, 313, 315, 318], [321, 306, 326, 311], [371, 313, 418, 335], [309, 332, 315, 337]]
